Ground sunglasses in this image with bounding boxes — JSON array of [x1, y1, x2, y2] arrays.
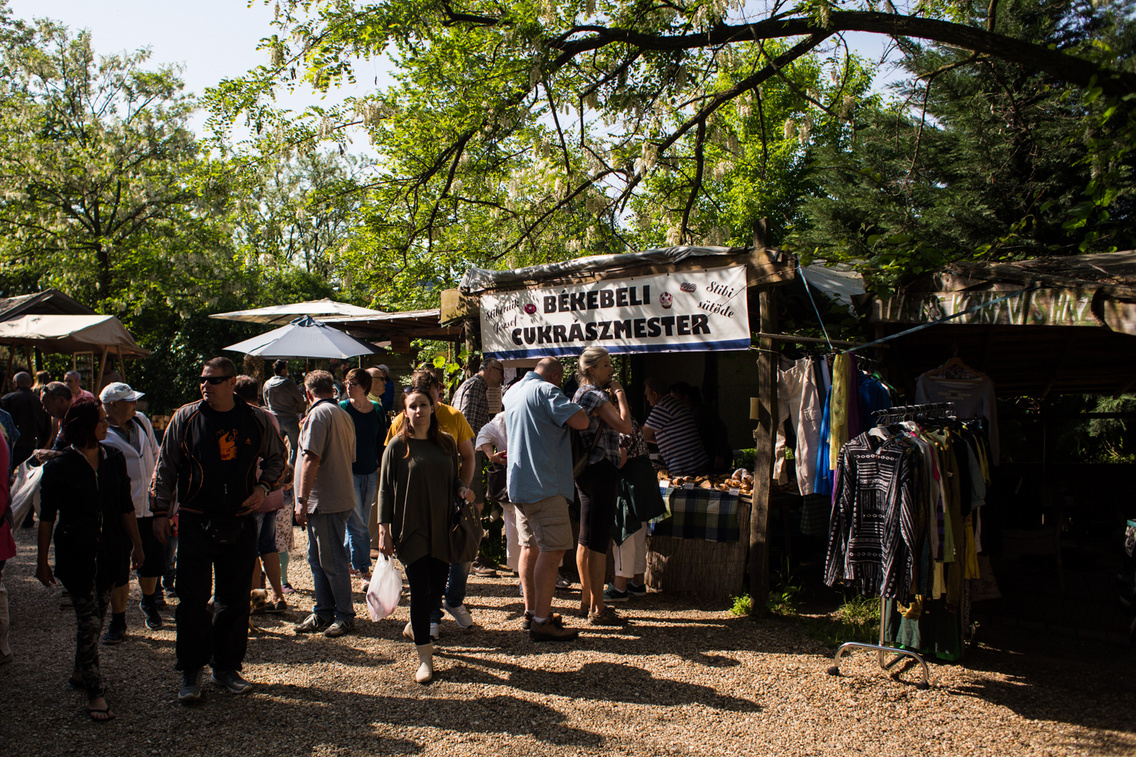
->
[[199, 375, 233, 385]]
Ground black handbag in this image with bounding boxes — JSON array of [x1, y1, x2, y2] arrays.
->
[[571, 419, 604, 478], [486, 463, 508, 503], [448, 495, 483, 564]]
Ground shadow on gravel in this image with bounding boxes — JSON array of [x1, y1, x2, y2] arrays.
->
[[936, 621, 1136, 744], [253, 684, 604, 748], [436, 651, 761, 713]]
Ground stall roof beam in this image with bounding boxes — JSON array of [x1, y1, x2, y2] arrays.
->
[[444, 246, 797, 324]]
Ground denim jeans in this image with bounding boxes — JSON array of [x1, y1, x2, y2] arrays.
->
[[306, 511, 355, 624], [345, 471, 377, 573], [430, 560, 472, 623], [277, 416, 301, 466]]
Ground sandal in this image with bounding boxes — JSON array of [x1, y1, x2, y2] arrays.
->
[[86, 706, 115, 723]]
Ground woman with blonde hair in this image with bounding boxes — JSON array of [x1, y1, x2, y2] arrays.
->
[[31, 370, 52, 396], [378, 382, 474, 683], [572, 346, 633, 625]]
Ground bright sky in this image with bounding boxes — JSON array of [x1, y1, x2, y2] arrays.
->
[[8, 0, 901, 149], [11, 0, 283, 94], [7, 0, 383, 140]]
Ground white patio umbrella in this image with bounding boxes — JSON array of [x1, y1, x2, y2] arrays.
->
[[223, 316, 376, 359], [210, 298, 385, 326]]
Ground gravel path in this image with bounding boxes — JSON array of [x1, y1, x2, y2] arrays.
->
[[2, 526, 1133, 757]]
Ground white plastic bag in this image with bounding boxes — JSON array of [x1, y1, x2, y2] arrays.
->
[[10, 460, 43, 527], [365, 555, 402, 622]]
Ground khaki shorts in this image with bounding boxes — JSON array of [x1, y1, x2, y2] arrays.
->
[[515, 495, 573, 552]]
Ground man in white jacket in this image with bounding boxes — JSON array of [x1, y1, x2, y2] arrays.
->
[[100, 382, 163, 635]]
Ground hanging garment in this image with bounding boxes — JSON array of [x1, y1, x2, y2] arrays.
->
[[916, 367, 1000, 464], [775, 357, 826, 495], [824, 432, 922, 598]]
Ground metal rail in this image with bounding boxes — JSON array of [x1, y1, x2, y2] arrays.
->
[[825, 598, 930, 689]]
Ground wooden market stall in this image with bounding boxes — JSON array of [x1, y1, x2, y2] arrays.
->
[[441, 245, 806, 602], [0, 313, 149, 388]]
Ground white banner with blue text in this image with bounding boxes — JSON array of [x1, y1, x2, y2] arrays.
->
[[479, 265, 750, 360]]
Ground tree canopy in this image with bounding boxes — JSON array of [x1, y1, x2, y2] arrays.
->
[[793, 0, 1136, 288], [0, 13, 358, 411], [208, 0, 1136, 291], [0, 20, 204, 306]]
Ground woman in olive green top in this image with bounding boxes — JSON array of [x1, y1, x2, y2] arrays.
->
[[378, 387, 473, 683]]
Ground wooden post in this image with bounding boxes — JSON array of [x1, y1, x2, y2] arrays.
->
[[748, 220, 778, 616], [96, 347, 109, 390]]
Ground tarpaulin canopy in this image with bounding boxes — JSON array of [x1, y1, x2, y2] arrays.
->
[[0, 314, 149, 357], [224, 315, 376, 359], [459, 246, 760, 293], [210, 299, 385, 326]]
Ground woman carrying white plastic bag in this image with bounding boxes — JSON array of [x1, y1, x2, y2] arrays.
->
[[377, 385, 474, 684]]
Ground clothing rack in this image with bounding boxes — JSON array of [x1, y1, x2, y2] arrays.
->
[[826, 401, 957, 690], [872, 402, 956, 425]]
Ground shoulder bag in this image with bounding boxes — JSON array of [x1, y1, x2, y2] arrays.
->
[[448, 494, 483, 564], [571, 417, 605, 478]]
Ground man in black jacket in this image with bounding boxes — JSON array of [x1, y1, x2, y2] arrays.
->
[[152, 357, 286, 704], [1, 371, 49, 467]]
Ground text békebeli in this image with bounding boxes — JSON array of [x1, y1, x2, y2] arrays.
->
[[541, 283, 736, 318], [511, 314, 711, 346], [544, 285, 651, 312]]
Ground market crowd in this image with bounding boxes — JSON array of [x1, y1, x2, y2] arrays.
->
[[0, 348, 726, 720]]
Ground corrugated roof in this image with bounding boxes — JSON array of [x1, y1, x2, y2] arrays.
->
[[871, 252, 1136, 397]]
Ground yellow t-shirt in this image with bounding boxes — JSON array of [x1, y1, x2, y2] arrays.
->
[[385, 403, 474, 446]]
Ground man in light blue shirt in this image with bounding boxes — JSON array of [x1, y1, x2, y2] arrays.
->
[[503, 358, 588, 641]]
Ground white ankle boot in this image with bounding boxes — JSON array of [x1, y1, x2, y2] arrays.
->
[[415, 642, 434, 684]]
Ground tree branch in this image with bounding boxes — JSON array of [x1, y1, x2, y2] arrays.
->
[[680, 120, 706, 241], [549, 10, 1136, 98]]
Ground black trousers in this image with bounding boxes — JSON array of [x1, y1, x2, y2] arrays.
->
[[576, 459, 619, 551], [174, 512, 257, 673], [404, 555, 448, 645]]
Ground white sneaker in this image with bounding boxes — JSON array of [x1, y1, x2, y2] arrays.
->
[[442, 601, 474, 629], [429, 622, 441, 640]]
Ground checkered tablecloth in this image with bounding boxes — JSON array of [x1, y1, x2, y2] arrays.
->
[[649, 486, 741, 542]]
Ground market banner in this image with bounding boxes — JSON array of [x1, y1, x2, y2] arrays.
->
[[479, 265, 750, 360]]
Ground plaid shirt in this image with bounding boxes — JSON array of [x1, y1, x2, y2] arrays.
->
[[452, 373, 491, 435], [573, 384, 621, 467]]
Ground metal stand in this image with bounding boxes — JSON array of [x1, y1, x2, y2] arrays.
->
[[825, 598, 930, 689]]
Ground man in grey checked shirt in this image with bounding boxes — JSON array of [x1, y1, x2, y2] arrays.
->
[[451, 357, 505, 578]]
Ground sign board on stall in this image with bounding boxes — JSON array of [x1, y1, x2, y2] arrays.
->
[[479, 265, 750, 359]]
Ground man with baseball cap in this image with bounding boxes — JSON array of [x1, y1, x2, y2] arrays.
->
[[99, 382, 165, 641]]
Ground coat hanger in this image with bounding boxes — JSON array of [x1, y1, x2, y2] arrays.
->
[[924, 355, 986, 380]]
